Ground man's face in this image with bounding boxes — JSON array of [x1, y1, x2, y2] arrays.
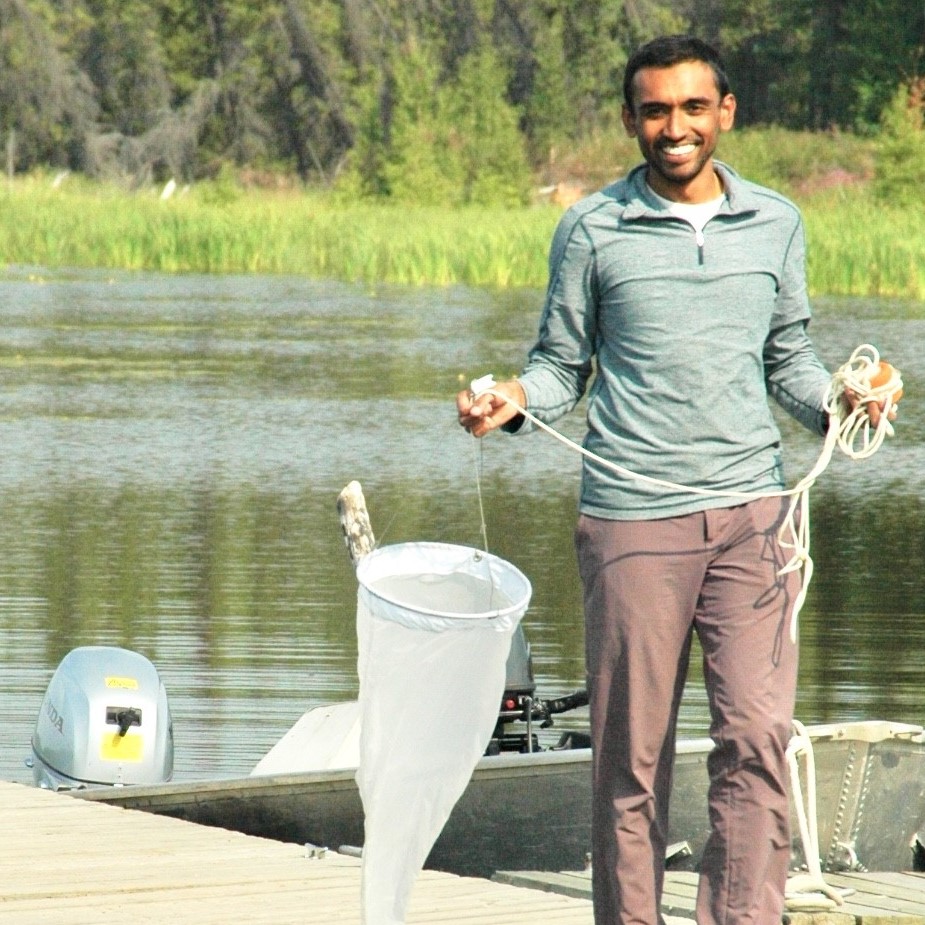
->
[[622, 60, 736, 202]]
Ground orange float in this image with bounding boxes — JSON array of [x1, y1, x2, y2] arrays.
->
[[868, 360, 903, 405]]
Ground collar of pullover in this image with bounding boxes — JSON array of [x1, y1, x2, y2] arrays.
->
[[619, 161, 763, 220]]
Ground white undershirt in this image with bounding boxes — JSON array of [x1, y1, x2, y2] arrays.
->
[[647, 183, 726, 243]]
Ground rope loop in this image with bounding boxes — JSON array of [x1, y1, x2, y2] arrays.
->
[[825, 344, 902, 459]]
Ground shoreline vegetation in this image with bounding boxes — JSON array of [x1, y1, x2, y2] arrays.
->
[[2, 129, 923, 303]]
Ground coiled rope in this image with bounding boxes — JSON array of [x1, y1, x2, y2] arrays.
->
[[471, 344, 902, 642]]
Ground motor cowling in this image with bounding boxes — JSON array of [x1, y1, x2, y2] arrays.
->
[[31, 646, 174, 790]]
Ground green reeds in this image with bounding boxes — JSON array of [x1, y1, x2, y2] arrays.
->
[[0, 175, 558, 289], [803, 189, 925, 301], [1, 171, 923, 301]]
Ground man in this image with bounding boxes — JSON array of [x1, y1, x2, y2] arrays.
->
[[457, 35, 852, 925]]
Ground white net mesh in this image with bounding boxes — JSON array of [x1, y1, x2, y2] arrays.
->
[[354, 542, 531, 925]]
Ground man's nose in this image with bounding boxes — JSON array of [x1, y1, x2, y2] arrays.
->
[[664, 108, 687, 138]]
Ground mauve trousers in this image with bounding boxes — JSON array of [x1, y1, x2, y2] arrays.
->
[[575, 497, 799, 925]]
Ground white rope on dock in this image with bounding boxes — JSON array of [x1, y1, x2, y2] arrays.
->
[[784, 720, 856, 910]]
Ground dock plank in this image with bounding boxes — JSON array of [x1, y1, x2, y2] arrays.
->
[[0, 780, 599, 925], [823, 872, 925, 920], [494, 867, 925, 923], [492, 870, 694, 922], [12, 778, 923, 924]]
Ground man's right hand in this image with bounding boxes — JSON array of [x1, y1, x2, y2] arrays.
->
[[456, 379, 527, 438]]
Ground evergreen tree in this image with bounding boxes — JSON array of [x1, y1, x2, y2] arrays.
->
[[340, 38, 530, 205], [0, 0, 97, 170], [0, 0, 922, 185], [874, 77, 925, 200], [446, 46, 531, 205]]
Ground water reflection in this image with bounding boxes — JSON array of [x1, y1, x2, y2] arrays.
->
[[0, 267, 923, 784]]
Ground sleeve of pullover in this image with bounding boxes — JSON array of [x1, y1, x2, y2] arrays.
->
[[764, 218, 831, 436], [512, 209, 599, 433]]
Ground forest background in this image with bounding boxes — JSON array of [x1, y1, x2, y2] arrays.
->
[[1, 0, 924, 295]]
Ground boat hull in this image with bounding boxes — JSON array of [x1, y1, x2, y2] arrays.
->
[[71, 720, 925, 878]]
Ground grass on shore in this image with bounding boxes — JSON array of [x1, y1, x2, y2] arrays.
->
[[1, 128, 922, 301], [1, 174, 560, 288]]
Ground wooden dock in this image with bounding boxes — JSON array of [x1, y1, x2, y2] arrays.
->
[[0, 780, 605, 925], [4, 779, 924, 924], [495, 868, 925, 923]]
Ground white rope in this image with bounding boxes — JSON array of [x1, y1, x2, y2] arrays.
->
[[473, 440, 490, 553], [827, 344, 902, 458], [785, 721, 829, 907], [784, 720, 853, 910], [471, 344, 902, 642]]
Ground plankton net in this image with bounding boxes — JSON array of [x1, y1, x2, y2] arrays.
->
[[354, 541, 531, 925]]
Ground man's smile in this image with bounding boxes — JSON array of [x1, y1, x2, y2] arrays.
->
[[660, 142, 698, 158]]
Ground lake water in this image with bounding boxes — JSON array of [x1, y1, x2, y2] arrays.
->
[[1, 266, 923, 784]]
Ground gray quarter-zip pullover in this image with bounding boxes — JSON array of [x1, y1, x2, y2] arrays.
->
[[514, 161, 831, 519]]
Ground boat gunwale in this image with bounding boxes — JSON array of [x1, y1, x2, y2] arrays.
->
[[68, 719, 924, 810]]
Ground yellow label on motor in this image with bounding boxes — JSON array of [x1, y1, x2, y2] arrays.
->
[[105, 676, 139, 689], [101, 732, 143, 762]]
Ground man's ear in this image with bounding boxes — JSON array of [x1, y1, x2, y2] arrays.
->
[[719, 93, 736, 132], [621, 104, 637, 138]]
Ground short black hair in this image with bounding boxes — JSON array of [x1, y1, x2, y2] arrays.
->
[[623, 35, 730, 112]]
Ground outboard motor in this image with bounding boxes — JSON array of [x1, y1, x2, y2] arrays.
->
[[487, 623, 590, 755], [487, 624, 539, 754], [30, 646, 174, 790]]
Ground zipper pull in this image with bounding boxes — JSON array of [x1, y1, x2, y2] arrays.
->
[[696, 228, 705, 265]]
